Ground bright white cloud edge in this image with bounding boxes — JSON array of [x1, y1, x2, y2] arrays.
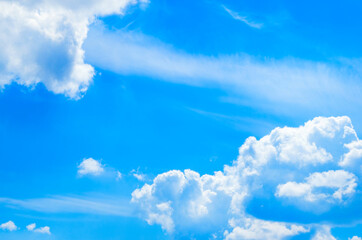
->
[[77, 157, 105, 177], [0, 0, 146, 99], [0, 221, 17, 231], [131, 116, 362, 239], [27, 223, 51, 235]]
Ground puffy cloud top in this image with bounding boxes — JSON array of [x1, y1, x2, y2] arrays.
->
[[78, 158, 104, 176], [0, 0, 142, 98], [26, 223, 51, 234], [132, 116, 362, 239], [0, 221, 17, 231]]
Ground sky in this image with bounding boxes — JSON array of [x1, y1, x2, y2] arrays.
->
[[0, 0, 362, 239]]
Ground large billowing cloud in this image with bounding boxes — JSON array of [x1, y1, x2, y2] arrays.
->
[[132, 116, 362, 239], [0, 0, 144, 98]]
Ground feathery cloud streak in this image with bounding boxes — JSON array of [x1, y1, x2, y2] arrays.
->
[[85, 26, 362, 114]]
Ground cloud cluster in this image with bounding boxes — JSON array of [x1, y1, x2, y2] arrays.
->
[[0, 0, 144, 98], [26, 223, 51, 234], [132, 116, 362, 239], [0, 221, 50, 234], [0, 221, 17, 231]]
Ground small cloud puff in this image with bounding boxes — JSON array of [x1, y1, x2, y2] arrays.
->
[[131, 169, 147, 181], [26, 223, 36, 231], [27, 223, 51, 235], [78, 158, 104, 177], [0, 221, 17, 231]]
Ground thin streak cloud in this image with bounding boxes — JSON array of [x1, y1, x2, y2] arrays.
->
[[222, 5, 263, 29], [84, 25, 362, 116], [0, 195, 133, 217]]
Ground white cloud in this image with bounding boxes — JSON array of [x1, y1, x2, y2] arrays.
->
[[224, 218, 308, 240], [132, 169, 241, 233], [27, 223, 51, 235], [0, 0, 143, 98], [133, 173, 145, 181], [131, 169, 147, 181], [0, 221, 17, 231], [34, 226, 51, 235], [349, 237, 362, 240], [276, 170, 357, 202], [77, 158, 104, 176], [0, 195, 132, 216], [132, 116, 362, 237], [340, 140, 362, 172], [116, 171, 123, 181], [85, 26, 362, 115], [26, 223, 36, 231], [311, 226, 336, 240], [222, 5, 263, 29]]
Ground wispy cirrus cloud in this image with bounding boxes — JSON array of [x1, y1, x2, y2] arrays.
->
[[222, 5, 263, 29], [0, 195, 133, 217], [84, 25, 362, 120]]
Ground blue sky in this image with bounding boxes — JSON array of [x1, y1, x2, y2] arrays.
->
[[0, 0, 362, 239]]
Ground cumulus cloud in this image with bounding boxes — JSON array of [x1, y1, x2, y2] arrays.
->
[[224, 218, 308, 240], [27, 223, 51, 234], [0, 221, 17, 231], [0, 0, 143, 98], [26, 223, 36, 231], [349, 237, 362, 240], [311, 226, 336, 240], [77, 158, 104, 176], [132, 169, 240, 233], [34, 226, 51, 234], [276, 170, 357, 202], [132, 116, 362, 238], [340, 140, 362, 172]]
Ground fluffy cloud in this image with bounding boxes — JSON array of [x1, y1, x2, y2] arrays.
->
[[340, 140, 362, 171], [349, 237, 362, 240], [77, 158, 104, 176], [26, 223, 36, 231], [0, 0, 143, 98], [224, 218, 308, 240], [132, 116, 361, 238], [34, 226, 51, 234], [132, 169, 241, 233], [311, 226, 336, 240], [0, 221, 17, 231], [26, 223, 51, 234], [276, 170, 357, 202]]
